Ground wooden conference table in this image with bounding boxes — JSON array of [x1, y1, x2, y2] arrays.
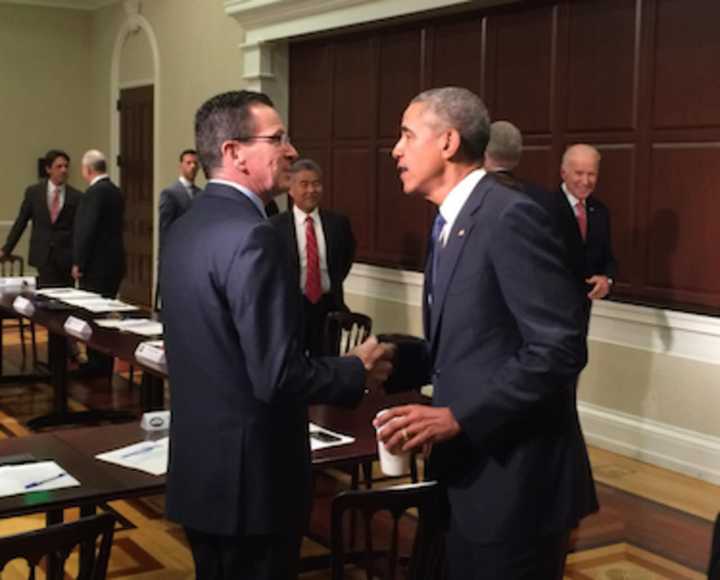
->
[[0, 290, 165, 429]]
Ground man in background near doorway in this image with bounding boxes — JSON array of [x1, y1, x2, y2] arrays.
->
[[72, 149, 126, 377], [538, 144, 617, 333], [270, 159, 356, 355], [159, 149, 202, 251], [1, 150, 82, 287]]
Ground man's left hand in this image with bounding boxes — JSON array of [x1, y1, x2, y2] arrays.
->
[[373, 404, 461, 453], [586, 275, 611, 300], [71, 265, 82, 280]]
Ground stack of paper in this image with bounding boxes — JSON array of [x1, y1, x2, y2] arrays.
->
[[95, 437, 169, 476], [35, 287, 99, 300], [0, 276, 36, 290], [95, 318, 163, 336], [308, 422, 355, 451], [0, 461, 80, 498], [61, 297, 139, 313]]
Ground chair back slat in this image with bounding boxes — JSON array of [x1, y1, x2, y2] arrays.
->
[[331, 481, 447, 580], [323, 311, 372, 355], [0, 254, 25, 277], [0, 513, 115, 580]]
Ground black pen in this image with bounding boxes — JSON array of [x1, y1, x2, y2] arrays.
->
[[25, 472, 66, 490]]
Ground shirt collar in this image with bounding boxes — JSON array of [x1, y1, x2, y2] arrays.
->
[[90, 174, 109, 187], [47, 180, 65, 195], [178, 176, 193, 188], [293, 204, 320, 226], [438, 168, 486, 237], [209, 179, 267, 219], [561, 182, 587, 207]]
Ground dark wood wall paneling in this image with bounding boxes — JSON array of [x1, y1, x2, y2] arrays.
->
[[289, 0, 720, 312]]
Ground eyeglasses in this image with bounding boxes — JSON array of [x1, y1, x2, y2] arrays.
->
[[233, 134, 292, 147]]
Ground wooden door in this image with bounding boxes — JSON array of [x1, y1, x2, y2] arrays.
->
[[118, 85, 154, 307]]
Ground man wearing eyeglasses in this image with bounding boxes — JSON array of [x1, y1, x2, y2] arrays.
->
[[160, 90, 394, 580]]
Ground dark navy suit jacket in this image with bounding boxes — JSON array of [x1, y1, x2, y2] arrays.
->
[[393, 174, 597, 543], [160, 182, 365, 536]]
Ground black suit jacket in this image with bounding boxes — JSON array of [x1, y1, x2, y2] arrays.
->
[[160, 183, 365, 536], [3, 180, 82, 272], [534, 188, 617, 293], [391, 174, 597, 543], [269, 208, 356, 310], [73, 177, 126, 293], [158, 180, 201, 250]]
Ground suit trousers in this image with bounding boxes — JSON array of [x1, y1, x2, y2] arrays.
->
[[184, 527, 302, 580], [445, 520, 570, 580], [302, 293, 336, 356], [37, 248, 73, 288]]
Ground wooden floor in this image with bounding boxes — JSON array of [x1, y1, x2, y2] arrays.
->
[[0, 327, 717, 579]]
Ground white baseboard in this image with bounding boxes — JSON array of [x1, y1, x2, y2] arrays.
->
[[579, 401, 720, 485]]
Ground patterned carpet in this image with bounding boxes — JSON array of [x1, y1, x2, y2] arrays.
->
[[0, 327, 716, 579]]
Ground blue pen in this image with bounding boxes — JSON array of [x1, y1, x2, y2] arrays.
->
[[121, 445, 157, 459], [25, 472, 66, 490]]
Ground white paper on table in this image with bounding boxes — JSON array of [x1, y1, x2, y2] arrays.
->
[[0, 461, 80, 498], [62, 298, 139, 312], [35, 288, 100, 300], [95, 318, 163, 336], [0, 276, 36, 289], [95, 437, 169, 476], [308, 422, 355, 451]]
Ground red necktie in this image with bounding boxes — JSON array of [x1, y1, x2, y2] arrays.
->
[[575, 200, 587, 241], [50, 188, 61, 223], [305, 216, 322, 304]]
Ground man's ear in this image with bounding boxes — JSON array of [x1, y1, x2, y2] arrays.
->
[[221, 140, 247, 173], [441, 128, 462, 160]]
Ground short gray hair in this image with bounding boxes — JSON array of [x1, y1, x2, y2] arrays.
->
[[290, 158, 322, 178], [562, 144, 601, 169], [486, 121, 523, 169], [82, 149, 107, 173], [411, 87, 490, 162]]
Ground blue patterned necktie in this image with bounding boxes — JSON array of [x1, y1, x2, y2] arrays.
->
[[428, 212, 446, 305]]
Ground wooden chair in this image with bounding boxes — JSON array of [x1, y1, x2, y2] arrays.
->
[[322, 311, 372, 357], [708, 512, 720, 580], [0, 513, 115, 580], [331, 481, 446, 580], [0, 254, 38, 366]]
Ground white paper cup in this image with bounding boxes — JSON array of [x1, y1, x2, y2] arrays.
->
[[375, 409, 411, 476]]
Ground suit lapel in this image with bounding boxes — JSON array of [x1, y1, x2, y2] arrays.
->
[[429, 179, 492, 347]]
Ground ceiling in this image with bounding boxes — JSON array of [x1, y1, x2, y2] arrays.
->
[[0, 0, 116, 10]]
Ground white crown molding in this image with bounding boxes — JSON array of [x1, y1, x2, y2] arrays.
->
[[0, 0, 118, 10], [345, 264, 720, 365]]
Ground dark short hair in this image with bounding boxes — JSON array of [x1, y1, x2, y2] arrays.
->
[[194, 90, 274, 178], [411, 87, 490, 162], [45, 149, 70, 169], [289, 158, 322, 178], [179, 149, 198, 162]]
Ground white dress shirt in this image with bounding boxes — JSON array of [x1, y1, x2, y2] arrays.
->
[[437, 168, 487, 246], [561, 182, 583, 212], [293, 205, 330, 294], [179, 176, 195, 199], [46, 180, 65, 215]]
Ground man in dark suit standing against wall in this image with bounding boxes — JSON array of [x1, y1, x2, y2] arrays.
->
[[375, 87, 596, 579], [1, 150, 82, 287], [72, 149, 126, 376], [270, 159, 356, 355], [161, 90, 393, 580], [539, 144, 617, 333], [159, 149, 202, 250]]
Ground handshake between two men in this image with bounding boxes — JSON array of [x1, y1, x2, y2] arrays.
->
[[346, 335, 462, 461]]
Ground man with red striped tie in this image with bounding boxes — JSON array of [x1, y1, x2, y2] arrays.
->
[[271, 159, 356, 355]]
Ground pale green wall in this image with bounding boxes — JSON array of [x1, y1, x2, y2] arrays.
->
[[119, 28, 153, 85], [0, 4, 92, 266]]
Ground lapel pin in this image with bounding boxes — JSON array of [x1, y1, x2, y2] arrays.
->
[[458, 229, 465, 237]]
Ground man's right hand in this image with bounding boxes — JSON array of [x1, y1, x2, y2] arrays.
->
[[71, 265, 82, 280], [348, 336, 396, 393]]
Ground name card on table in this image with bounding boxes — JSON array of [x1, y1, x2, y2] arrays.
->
[[134, 340, 166, 372], [63, 316, 92, 340], [12, 296, 35, 317], [0, 276, 36, 291]]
